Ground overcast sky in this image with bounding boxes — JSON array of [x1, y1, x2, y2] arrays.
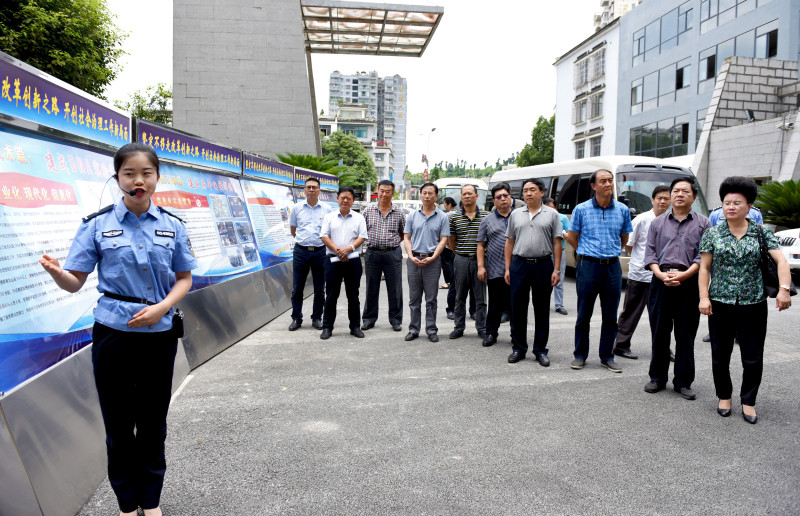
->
[[105, 0, 602, 174]]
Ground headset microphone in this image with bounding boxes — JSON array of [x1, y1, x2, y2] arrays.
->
[[127, 189, 139, 196]]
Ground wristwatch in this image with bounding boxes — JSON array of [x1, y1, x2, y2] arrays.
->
[[553, 270, 561, 275], [780, 285, 791, 291]]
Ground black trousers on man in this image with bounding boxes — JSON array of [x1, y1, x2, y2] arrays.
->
[[485, 277, 511, 338], [322, 257, 363, 331], [709, 300, 768, 406], [509, 255, 553, 355], [647, 275, 700, 389], [361, 247, 403, 327], [92, 323, 178, 513]]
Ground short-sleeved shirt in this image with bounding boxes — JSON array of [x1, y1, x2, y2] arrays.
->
[[627, 209, 656, 282], [404, 207, 451, 253], [569, 197, 633, 259], [699, 219, 779, 305], [449, 207, 489, 256], [64, 198, 198, 333], [506, 204, 562, 258], [362, 203, 405, 249], [320, 209, 368, 253], [558, 213, 570, 234], [644, 210, 711, 270], [477, 209, 511, 279], [708, 206, 763, 226], [290, 200, 333, 247]]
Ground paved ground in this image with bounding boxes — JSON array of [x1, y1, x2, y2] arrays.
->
[[80, 268, 800, 515]]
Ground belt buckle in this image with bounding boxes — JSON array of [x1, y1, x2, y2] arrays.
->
[[308, 246, 316, 252]]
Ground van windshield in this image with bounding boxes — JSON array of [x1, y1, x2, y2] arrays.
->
[[616, 171, 708, 218]]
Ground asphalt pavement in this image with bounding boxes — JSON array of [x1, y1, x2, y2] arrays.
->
[[79, 268, 800, 515]]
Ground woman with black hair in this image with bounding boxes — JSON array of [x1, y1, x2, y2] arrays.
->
[[39, 142, 197, 515], [698, 176, 792, 424]]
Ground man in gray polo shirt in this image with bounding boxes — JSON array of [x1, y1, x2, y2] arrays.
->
[[504, 178, 563, 365], [403, 182, 451, 342], [477, 182, 513, 347]]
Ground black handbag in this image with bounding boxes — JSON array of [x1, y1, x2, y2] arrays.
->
[[757, 226, 797, 298]]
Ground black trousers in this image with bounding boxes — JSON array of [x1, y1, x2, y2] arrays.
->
[[709, 300, 767, 406], [614, 278, 651, 352], [485, 277, 511, 338], [322, 257, 363, 331], [92, 322, 178, 513], [509, 256, 553, 355], [647, 275, 700, 389], [361, 247, 403, 327]]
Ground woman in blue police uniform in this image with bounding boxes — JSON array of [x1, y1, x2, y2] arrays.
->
[[39, 143, 197, 516]]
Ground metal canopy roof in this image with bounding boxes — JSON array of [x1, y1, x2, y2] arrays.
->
[[300, 0, 444, 57]]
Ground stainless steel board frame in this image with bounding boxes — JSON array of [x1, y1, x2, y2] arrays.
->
[[0, 405, 41, 516]]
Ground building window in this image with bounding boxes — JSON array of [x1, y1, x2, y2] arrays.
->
[[590, 93, 604, 119], [633, 3, 692, 67], [701, 0, 770, 34], [676, 60, 691, 90], [631, 79, 643, 115], [633, 29, 645, 66], [756, 25, 778, 58], [678, 3, 693, 43], [591, 49, 605, 80], [590, 136, 602, 157], [630, 115, 690, 157], [698, 46, 717, 92], [573, 98, 588, 124], [574, 58, 589, 88], [575, 140, 586, 159]]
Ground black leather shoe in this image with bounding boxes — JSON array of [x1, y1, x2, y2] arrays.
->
[[508, 351, 526, 363], [702, 333, 711, 342], [289, 320, 301, 331], [674, 386, 697, 400], [614, 348, 638, 360], [449, 329, 463, 339], [320, 328, 332, 339], [743, 412, 758, 424], [392, 324, 402, 332], [311, 319, 323, 330], [669, 350, 676, 362], [361, 322, 375, 331], [534, 353, 550, 367], [644, 381, 665, 393], [469, 311, 476, 320], [404, 332, 418, 342], [482, 334, 497, 347], [446, 310, 455, 320], [350, 328, 365, 338], [428, 333, 439, 342]]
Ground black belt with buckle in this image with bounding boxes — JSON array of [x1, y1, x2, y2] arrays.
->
[[412, 252, 433, 258], [369, 246, 398, 252], [301, 245, 325, 252], [514, 255, 552, 264], [580, 255, 619, 265], [104, 292, 156, 306]]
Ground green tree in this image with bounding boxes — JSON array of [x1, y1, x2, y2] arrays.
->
[[755, 179, 800, 229], [114, 83, 172, 125], [517, 115, 555, 168], [321, 131, 377, 191], [0, 0, 126, 99]]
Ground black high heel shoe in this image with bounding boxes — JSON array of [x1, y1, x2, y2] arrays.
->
[[742, 412, 757, 424], [717, 400, 731, 417]]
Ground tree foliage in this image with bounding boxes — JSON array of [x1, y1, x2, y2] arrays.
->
[[114, 83, 172, 125], [517, 115, 555, 168], [0, 0, 126, 99], [755, 179, 800, 229], [321, 131, 377, 191]]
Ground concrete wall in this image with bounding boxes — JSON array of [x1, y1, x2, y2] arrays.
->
[[173, 0, 318, 158], [693, 57, 800, 199]]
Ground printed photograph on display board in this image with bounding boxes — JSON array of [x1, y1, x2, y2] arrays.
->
[[240, 179, 295, 268], [0, 126, 120, 393], [153, 163, 262, 287]]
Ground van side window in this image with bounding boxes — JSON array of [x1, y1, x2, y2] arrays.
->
[[555, 174, 583, 213], [576, 176, 593, 205]]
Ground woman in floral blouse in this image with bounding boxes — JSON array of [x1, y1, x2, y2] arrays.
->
[[698, 176, 792, 425]]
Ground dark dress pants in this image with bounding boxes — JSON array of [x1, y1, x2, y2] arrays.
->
[[92, 323, 178, 513], [322, 257, 363, 331], [614, 279, 651, 352], [509, 256, 553, 355], [291, 246, 326, 323], [709, 300, 767, 406], [647, 275, 700, 388], [485, 276, 511, 338], [574, 258, 622, 361], [446, 249, 475, 314], [362, 247, 403, 327], [453, 254, 487, 333]]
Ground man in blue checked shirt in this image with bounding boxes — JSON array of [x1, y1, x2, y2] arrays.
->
[[565, 169, 633, 373], [289, 177, 333, 332]]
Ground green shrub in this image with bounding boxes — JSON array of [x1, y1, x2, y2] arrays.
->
[[755, 179, 800, 229]]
